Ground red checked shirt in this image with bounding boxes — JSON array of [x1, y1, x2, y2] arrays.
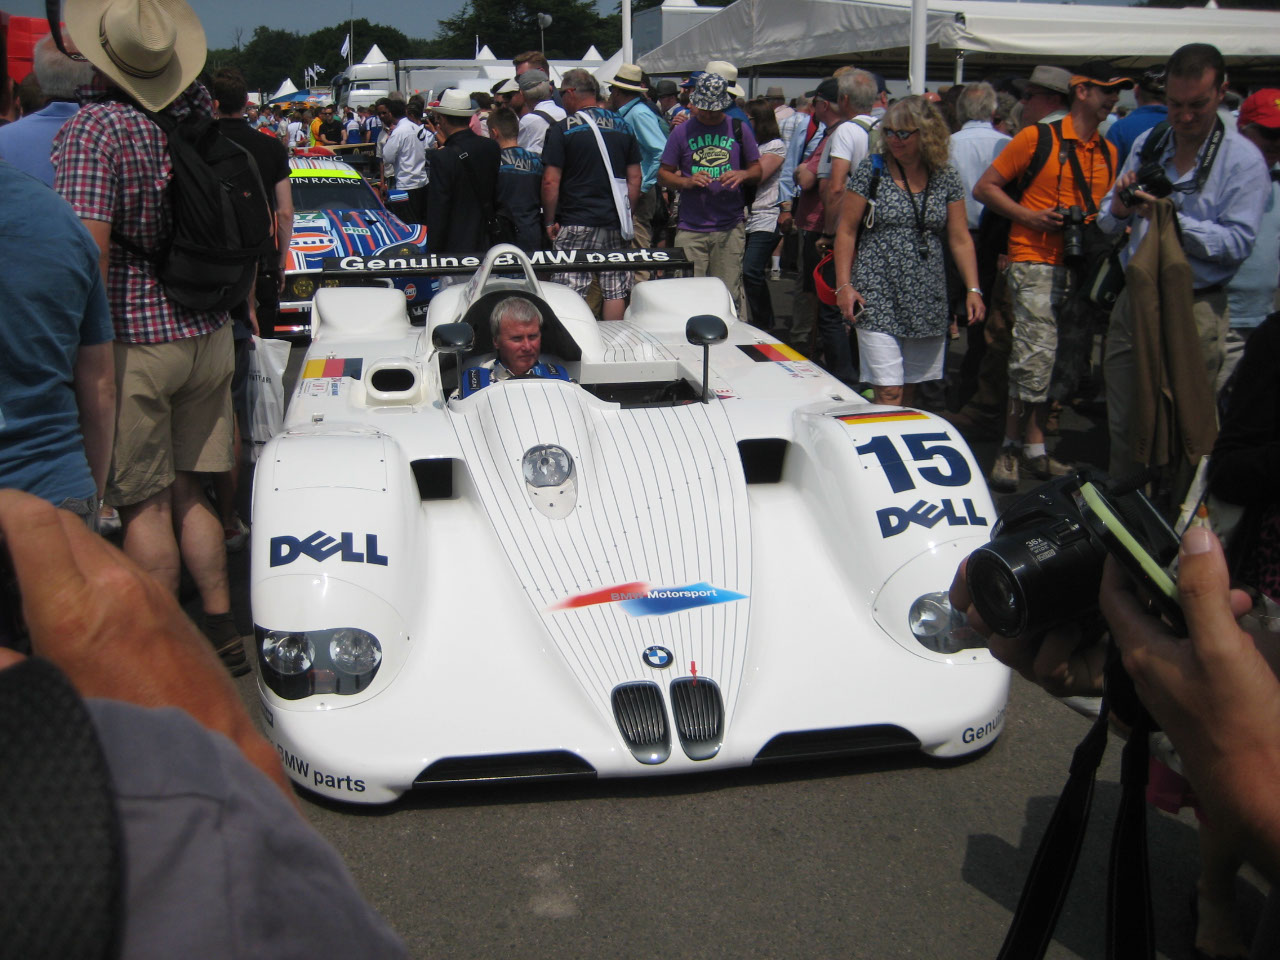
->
[[52, 78, 228, 344]]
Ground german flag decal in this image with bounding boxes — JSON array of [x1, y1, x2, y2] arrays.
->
[[738, 343, 807, 363], [837, 411, 931, 425], [302, 357, 364, 379]]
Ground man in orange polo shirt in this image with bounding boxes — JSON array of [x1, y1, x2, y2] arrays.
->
[[974, 63, 1128, 491]]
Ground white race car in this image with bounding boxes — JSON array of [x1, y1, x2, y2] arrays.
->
[[250, 245, 1010, 804]]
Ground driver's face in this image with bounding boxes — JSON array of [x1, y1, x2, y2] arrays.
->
[[495, 317, 542, 376]]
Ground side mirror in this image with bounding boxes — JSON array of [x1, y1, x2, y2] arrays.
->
[[432, 322, 474, 355], [431, 322, 474, 402], [685, 315, 728, 403], [686, 314, 728, 347]]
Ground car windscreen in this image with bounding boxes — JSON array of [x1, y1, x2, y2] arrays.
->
[[291, 176, 381, 212]]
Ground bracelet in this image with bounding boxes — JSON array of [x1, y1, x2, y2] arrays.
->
[[835, 283, 853, 294], [967, 287, 982, 295]]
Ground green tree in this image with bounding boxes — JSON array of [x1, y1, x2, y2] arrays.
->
[[431, 0, 619, 60]]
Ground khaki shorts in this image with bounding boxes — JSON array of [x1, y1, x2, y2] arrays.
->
[[108, 322, 235, 507], [1006, 261, 1072, 404]]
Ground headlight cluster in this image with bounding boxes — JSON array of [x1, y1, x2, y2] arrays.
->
[[257, 626, 383, 700], [906, 591, 984, 655], [287, 275, 316, 301]]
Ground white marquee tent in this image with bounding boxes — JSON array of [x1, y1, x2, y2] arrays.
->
[[637, 0, 1280, 83]]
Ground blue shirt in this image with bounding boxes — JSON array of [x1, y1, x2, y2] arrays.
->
[[1227, 168, 1280, 329], [1099, 123, 1270, 290], [0, 162, 113, 505], [0, 100, 79, 187], [780, 117, 824, 203], [617, 96, 669, 192], [948, 120, 1011, 230], [1106, 103, 1168, 167]]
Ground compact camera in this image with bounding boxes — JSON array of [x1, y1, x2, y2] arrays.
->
[[966, 471, 1185, 640], [1060, 205, 1086, 266], [1116, 160, 1175, 208]]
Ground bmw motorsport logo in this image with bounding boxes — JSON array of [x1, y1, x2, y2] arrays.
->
[[642, 646, 673, 669]]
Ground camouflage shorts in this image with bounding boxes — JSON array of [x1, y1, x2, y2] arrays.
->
[[1005, 261, 1073, 404]]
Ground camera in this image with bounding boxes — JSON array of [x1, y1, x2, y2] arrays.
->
[[965, 470, 1184, 640], [1060, 205, 1086, 266], [1116, 160, 1174, 208]]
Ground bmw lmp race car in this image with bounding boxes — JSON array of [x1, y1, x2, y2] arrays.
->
[[275, 156, 433, 338], [250, 245, 1011, 804]]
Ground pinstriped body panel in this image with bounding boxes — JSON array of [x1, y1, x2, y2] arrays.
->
[[448, 378, 751, 733]]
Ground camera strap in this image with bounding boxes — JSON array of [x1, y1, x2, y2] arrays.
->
[[1140, 119, 1225, 196], [1060, 135, 1113, 218], [997, 643, 1155, 960]]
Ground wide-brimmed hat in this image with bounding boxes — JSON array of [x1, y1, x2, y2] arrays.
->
[[65, 0, 206, 111], [1027, 65, 1072, 95], [690, 72, 733, 112], [765, 85, 785, 100], [434, 88, 476, 117], [653, 79, 678, 98], [608, 63, 647, 95], [704, 60, 745, 99], [1071, 62, 1133, 91]]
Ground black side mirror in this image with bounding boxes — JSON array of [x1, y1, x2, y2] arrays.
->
[[686, 315, 728, 403], [432, 322, 474, 354], [432, 322, 474, 401]]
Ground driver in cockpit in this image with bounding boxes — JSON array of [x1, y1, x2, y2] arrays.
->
[[462, 296, 572, 394]]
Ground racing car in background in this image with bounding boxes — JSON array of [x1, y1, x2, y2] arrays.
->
[[273, 156, 432, 338], [250, 245, 1010, 804]]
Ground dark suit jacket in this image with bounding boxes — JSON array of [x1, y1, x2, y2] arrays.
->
[[426, 128, 500, 254]]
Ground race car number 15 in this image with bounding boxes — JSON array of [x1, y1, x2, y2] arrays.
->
[[855, 432, 971, 492]]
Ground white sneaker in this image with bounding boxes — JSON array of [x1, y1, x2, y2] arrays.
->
[[769, 267, 782, 281]]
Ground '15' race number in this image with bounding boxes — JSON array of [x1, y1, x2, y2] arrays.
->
[[854, 432, 971, 492]]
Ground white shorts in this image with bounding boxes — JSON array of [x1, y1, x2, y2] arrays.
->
[[856, 329, 945, 386]]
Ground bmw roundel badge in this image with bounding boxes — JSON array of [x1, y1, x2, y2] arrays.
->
[[642, 646, 673, 669]]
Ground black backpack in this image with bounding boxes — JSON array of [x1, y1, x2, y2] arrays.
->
[[115, 108, 274, 313]]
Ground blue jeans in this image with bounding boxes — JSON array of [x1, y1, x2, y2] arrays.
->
[[743, 229, 778, 330], [818, 299, 859, 384]]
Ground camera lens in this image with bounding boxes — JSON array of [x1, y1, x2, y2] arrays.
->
[[967, 516, 1108, 639]]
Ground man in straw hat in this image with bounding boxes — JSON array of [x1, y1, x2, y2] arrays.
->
[[50, 0, 251, 676], [606, 63, 669, 278]]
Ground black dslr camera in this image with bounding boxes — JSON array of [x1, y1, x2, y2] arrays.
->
[[1116, 160, 1174, 208], [966, 470, 1185, 640], [1060, 205, 1086, 266]]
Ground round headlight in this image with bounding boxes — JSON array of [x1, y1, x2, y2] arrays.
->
[[262, 632, 315, 675], [291, 277, 316, 299], [329, 629, 382, 676], [908, 591, 982, 655], [523, 444, 574, 488]]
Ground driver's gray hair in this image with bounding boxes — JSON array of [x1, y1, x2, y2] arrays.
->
[[490, 297, 543, 339]]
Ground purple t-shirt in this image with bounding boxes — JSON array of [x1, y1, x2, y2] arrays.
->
[[661, 116, 760, 232]]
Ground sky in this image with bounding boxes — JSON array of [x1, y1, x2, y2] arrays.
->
[[7, 0, 1138, 55]]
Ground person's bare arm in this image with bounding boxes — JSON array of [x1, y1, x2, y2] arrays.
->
[[541, 165, 562, 240], [822, 155, 852, 234], [626, 163, 641, 210], [973, 164, 1063, 234], [0, 491, 296, 803], [273, 177, 294, 280], [660, 162, 711, 192], [82, 219, 111, 287], [945, 198, 985, 325], [72, 343, 115, 500]]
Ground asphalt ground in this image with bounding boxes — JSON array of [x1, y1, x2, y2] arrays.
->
[[214, 272, 1267, 959]]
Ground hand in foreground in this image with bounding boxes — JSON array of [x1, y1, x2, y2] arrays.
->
[[949, 556, 1107, 697], [1108, 170, 1156, 220], [1101, 527, 1280, 880], [837, 284, 865, 324], [0, 490, 294, 803], [718, 169, 750, 189], [1021, 207, 1064, 234]]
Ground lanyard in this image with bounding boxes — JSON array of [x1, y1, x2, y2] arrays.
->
[[1173, 118, 1225, 194], [893, 158, 932, 259]]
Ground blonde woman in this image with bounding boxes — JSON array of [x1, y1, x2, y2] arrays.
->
[[832, 96, 984, 406]]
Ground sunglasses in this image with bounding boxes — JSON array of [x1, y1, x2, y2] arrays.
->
[[881, 127, 919, 141]]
